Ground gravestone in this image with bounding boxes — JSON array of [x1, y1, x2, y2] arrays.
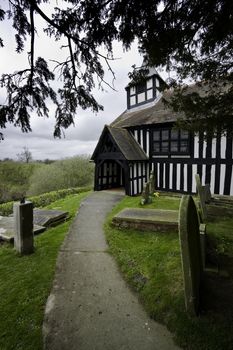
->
[[204, 184, 212, 203], [14, 201, 34, 255], [141, 182, 152, 205], [148, 170, 155, 196], [179, 195, 203, 316], [195, 174, 207, 222], [141, 170, 155, 205]]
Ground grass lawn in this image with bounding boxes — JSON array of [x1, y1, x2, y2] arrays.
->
[[0, 191, 91, 350], [105, 195, 233, 350]]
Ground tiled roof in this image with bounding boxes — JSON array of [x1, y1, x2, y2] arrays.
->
[[108, 126, 148, 160], [111, 90, 181, 128], [91, 125, 148, 161], [111, 81, 230, 128]]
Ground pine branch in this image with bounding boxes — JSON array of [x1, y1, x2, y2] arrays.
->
[[29, 4, 35, 92]]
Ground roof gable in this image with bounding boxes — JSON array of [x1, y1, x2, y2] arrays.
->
[[91, 126, 148, 161]]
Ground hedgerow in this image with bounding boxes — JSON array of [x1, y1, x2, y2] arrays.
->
[[0, 186, 92, 216]]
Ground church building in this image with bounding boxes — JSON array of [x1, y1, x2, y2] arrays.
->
[[91, 67, 233, 196]]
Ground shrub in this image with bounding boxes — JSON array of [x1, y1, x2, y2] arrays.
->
[[0, 161, 42, 203], [27, 156, 94, 196], [0, 186, 92, 216]]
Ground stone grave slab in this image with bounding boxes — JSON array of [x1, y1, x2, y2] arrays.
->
[[179, 195, 202, 316], [0, 216, 45, 243], [33, 209, 68, 227], [112, 208, 178, 232]]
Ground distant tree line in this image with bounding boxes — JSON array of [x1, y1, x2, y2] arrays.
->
[[0, 156, 93, 203]]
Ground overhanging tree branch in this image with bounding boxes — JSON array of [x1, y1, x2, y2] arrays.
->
[[29, 4, 34, 92]]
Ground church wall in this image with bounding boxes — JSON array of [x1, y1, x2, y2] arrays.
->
[[129, 126, 233, 196]]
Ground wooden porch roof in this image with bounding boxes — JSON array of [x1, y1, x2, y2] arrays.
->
[[91, 125, 148, 161]]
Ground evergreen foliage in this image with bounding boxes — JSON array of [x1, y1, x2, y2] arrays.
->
[[0, 1, 232, 137]]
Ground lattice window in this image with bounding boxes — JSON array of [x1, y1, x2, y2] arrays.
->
[[152, 128, 190, 155]]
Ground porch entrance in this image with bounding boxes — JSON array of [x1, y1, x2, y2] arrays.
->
[[94, 160, 126, 193]]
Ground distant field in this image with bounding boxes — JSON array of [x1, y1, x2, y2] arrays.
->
[[0, 157, 94, 203]]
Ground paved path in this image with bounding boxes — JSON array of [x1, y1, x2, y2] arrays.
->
[[43, 191, 180, 350]]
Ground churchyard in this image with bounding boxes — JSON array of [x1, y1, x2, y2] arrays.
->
[[0, 176, 232, 349], [105, 188, 233, 349], [0, 191, 91, 350]]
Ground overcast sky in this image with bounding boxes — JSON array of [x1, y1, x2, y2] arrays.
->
[[0, 2, 167, 161]]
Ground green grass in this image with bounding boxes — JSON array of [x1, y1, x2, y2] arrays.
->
[[0, 191, 91, 350], [105, 195, 233, 350]]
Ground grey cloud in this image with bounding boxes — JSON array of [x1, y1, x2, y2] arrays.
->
[[0, 20, 143, 160]]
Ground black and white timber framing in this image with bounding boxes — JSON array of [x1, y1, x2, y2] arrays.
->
[[91, 67, 233, 196]]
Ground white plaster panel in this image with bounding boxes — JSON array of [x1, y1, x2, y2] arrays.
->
[[134, 131, 138, 143], [183, 164, 188, 192], [219, 164, 226, 195], [220, 135, 226, 159], [134, 179, 137, 194], [176, 164, 181, 191], [212, 138, 216, 159], [138, 163, 142, 177], [194, 135, 199, 158], [137, 92, 145, 103], [210, 165, 215, 194], [192, 164, 198, 193], [130, 86, 135, 95], [203, 138, 207, 158], [147, 89, 153, 100], [138, 179, 142, 193], [157, 163, 160, 188], [163, 163, 166, 189], [140, 130, 143, 146], [130, 96, 136, 106], [202, 164, 206, 185], [146, 131, 150, 156], [169, 164, 173, 190]]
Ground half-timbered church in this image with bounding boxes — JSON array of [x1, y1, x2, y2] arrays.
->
[[91, 67, 233, 196]]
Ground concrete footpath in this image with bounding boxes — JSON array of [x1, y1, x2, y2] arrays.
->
[[43, 191, 180, 350]]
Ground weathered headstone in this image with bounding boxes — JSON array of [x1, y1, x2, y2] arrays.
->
[[179, 195, 203, 316], [195, 174, 207, 222], [141, 170, 155, 205], [141, 182, 152, 205], [203, 184, 212, 203], [14, 201, 34, 255], [149, 170, 155, 196]]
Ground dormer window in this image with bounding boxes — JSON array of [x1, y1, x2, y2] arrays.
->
[[127, 75, 160, 110], [136, 82, 146, 94]]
